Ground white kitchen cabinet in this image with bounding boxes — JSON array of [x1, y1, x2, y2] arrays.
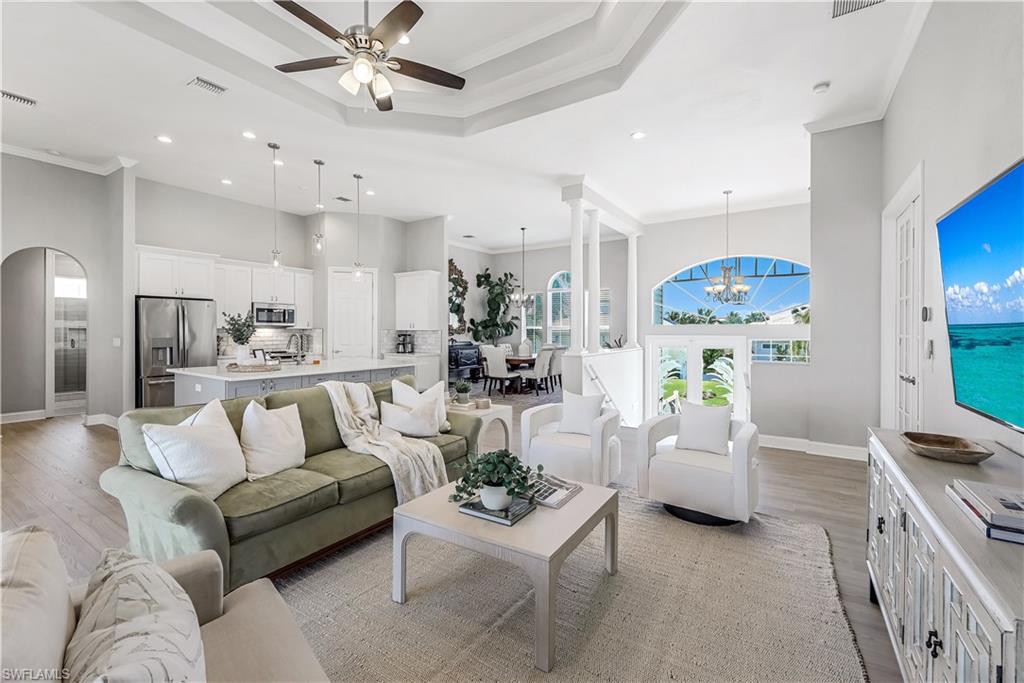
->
[[138, 249, 214, 298], [214, 263, 253, 321], [251, 266, 297, 304], [293, 271, 314, 328], [275, 270, 296, 304], [394, 270, 440, 330], [382, 353, 440, 389]]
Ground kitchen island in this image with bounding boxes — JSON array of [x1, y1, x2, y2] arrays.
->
[[170, 358, 416, 406]]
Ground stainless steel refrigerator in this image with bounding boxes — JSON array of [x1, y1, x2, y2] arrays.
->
[[136, 296, 218, 408]]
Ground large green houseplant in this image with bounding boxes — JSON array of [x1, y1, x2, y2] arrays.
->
[[467, 268, 519, 346], [449, 449, 543, 511]]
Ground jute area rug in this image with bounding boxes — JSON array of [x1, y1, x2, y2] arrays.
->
[[275, 492, 867, 682]]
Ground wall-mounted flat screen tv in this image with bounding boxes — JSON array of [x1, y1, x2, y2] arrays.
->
[[936, 158, 1023, 433]]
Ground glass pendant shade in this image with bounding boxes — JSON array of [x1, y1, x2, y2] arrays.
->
[[313, 233, 324, 253], [338, 69, 361, 96], [371, 72, 394, 98], [312, 159, 326, 255], [352, 55, 374, 84], [271, 249, 282, 269]]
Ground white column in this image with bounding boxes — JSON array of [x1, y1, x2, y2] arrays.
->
[[586, 209, 601, 353], [568, 199, 584, 354], [626, 234, 639, 348]]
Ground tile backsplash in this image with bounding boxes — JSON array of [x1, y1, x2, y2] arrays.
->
[[380, 329, 442, 354], [218, 327, 324, 359]]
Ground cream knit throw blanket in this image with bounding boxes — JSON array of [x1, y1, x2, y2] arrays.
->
[[319, 381, 448, 504]]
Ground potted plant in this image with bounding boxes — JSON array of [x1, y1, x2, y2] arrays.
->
[[222, 312, 256, 363], [448, 449, 543, 511], [467, 268, 519, 346], [453, 379, 472, 404]]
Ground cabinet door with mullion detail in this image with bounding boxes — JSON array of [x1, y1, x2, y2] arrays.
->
[[903, 496, 938, 681], [882, 471, 907, 628], [867, 449, 886, 591], [937, 559, 1004, 683]]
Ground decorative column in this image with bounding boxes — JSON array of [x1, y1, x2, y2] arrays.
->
[[627, 234, 639, 348], [568, 199, 585, 354], [586, 209, 601, 353]]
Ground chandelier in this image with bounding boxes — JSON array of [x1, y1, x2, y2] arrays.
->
[[510, 226, 526, 308], [705, 190, 751, 305]]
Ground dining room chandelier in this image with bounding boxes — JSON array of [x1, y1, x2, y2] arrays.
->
[[510, 226, 526, 309], [704, 190, 750, 305]]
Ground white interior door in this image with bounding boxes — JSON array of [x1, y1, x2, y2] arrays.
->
[[895, 200, 921, 431], [331, 270, 375, 359]]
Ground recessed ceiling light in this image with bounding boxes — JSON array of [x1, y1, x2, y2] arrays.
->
[[45, 149, 62, 156], [155, 135, 173, 144], [315, 203, 324, 209], [398, 34, 410, 45], [813, 81, 830, 95], [221, 178, 233, 185], [242, 130, 256, 140], [462, 234, 475, 239], [365, 189, 375, 196], [630, 131, 646, 140], [273, 159, 284, 166]]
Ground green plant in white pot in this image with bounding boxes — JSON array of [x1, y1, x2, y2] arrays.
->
[[453, 379, 472, 404], [223, 312, 256, 363], [449, 449, 543, 511]]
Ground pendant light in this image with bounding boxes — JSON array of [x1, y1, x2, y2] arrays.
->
[[704, 189, 750, 305], [510, 226, 526, 308], [268, 142, 282, 268], [352, 173, 365, 279], [312, 159, 325, 254]]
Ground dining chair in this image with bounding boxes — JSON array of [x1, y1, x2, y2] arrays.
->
[[481, 344, 520, 396], [549, 347, 565, 388], [518, 347, 554, 395], [499, 343, 514, 356], [517, 341, 532, 356]]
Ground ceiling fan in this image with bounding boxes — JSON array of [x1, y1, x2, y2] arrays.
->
[[274, 0, 466, 112]]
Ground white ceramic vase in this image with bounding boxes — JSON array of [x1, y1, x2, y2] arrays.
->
[[456, 392, 470, 405], [235, 344, 251, 363], [480, 484, 512, 511]]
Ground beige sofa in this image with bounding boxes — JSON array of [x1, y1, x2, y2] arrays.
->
[[1, 526, 327, 682]]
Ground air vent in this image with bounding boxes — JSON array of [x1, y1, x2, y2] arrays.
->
[[833, 0, 884, 18], [334, 195, 352, 202], [2, 90, 37, 107], [186, 76, 228, 95]]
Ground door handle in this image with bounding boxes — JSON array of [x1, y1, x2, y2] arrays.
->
[[906, 376, 916, 386], [876, 515, 885, 534], [145, 378, 175, 385]]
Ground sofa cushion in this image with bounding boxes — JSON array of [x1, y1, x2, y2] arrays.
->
[[0, 526, 75, 677], [118, 396, 263, 474], [302, 434, 467, 504], [215, 469, 338, 542]]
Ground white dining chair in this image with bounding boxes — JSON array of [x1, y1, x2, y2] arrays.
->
[[518, 347, 554, 395], [481, 344, 520, 396], [549, 348, 565, 388]]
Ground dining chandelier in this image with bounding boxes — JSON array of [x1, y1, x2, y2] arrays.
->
[[704, 189, 750, 305], [510, 226, 526, 309]]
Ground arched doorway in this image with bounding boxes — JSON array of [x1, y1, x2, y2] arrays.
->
[[1, 247, 88, 421]]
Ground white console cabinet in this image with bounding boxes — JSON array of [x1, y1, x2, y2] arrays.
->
[[867, 429, 1022, 683]]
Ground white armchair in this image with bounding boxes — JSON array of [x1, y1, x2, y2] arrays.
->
[[521, 403, 622, 486], [636, 413, 760, 524]]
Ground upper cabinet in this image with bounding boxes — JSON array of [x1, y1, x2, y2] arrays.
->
[[251, 266, 296, 304], [138, 248, 215, 299], [214, 263, 253, 320], [395, 270, 440, 330], [293, 271, 314, 329]]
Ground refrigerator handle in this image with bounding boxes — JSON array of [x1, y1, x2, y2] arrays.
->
[[178, 303, 186, 369], [182, 304, 189, 368]]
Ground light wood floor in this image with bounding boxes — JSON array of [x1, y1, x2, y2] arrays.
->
[[1, 411, 900, 681]]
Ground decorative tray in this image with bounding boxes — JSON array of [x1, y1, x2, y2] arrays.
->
[[900, 431, 994, 464], [225, 363, 282, 373]]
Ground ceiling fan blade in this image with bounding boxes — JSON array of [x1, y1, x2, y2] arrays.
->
[[368, 77, 394, 111], [275, 56, 345, 73], [389, 58, 465, 90], [369, 1, 423, 50], [275, 1, 346, 42]]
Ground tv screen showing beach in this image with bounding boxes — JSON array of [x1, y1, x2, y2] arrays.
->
[[936, 160, 1024, 432]]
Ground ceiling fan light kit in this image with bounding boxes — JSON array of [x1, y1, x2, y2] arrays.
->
[[274, 0, 465, 112]]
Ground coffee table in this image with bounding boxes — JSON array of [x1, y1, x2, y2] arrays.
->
[[392, 481, 618, 672]]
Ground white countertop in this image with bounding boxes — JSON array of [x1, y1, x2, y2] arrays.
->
[[382, 352, 440, 357], [170, 358, 416, 382]]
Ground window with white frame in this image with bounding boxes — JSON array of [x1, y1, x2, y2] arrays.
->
[[546, 271, 611, 348], [751, 339, 810, 363], [522, 293, 544, 353]]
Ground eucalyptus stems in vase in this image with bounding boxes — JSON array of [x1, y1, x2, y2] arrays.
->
[[223, 311, 256, 363]]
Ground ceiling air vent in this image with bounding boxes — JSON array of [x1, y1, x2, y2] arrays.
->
[[186, 76, 228, 95], [833, 0, 884, 18], [2, 90, 37, 107]]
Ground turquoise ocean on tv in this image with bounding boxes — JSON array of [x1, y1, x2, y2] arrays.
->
[[948, 322, 1024, 428]]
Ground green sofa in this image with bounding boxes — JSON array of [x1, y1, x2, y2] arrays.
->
[[101, 376, 482, 591]]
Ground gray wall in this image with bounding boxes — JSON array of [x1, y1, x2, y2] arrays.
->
[[406, 217, 448, 376], [136, 179, 308, 267], [1, 248, 46, 413], [882, 1, 1024, 450], [809, 122, 883, 447], [1, 154, 126, 419]]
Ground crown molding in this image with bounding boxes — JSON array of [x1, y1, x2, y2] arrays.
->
[[2, 145, 137, 176]]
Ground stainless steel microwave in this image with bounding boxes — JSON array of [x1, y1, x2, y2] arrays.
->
[[252, 302, 296, 327]]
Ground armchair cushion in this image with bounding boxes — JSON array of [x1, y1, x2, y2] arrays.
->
[[215, 469, 338, 542], [654, 437, 734, 474], [674, 401, 731, 455], [557, 391, 604, 435], [528, 424, 598, 484]]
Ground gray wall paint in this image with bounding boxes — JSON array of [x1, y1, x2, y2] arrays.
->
[[1, 248, 46, 413], [882, 1, 1024, 450], [136, 179, 308, 267], [406, 217, 448, 376], [810, 122, 883, 447], [1, 154, 125, 418]]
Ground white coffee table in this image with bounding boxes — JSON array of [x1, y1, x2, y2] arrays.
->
[[392, 481, 618, 672], [447, 402, 513, 450]]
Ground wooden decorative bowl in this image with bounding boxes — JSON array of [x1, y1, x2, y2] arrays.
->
[[900, 431, 994, 464]]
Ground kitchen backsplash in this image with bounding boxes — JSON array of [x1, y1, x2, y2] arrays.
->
[[218, 327, 324, 359], [380, 329, 442, 354]]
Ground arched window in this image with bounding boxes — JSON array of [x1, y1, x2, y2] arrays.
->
[[653, 256, 810, 325]]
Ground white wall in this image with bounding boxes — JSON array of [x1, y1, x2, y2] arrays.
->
[[882, 1, 1024, 451], [406, 217, 448, 376]]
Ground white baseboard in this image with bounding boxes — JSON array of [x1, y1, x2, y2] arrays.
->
[[0, 409, 46, 424], [761, 434, 868, 462], [83, 414, 118, 429]]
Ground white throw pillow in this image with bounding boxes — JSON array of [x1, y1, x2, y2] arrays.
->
[[64, 548, 205, 683], [557, 391, 605, 436], [674, 401, 732, 455], [381, 400, 440, 438], [392, 379, 451, 433], [240, 401, 306, 480], [142, 399, 246, 499]]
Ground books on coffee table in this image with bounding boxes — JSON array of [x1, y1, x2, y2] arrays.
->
[[526, 473, 583, 509], [458, 497, 536, 526], [945, 484, 1024, 545]]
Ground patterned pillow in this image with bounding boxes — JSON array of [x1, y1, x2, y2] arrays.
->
[[64, 548, 205, 682]]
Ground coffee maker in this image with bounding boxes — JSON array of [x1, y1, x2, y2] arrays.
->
[[395, 332, 415, 354]]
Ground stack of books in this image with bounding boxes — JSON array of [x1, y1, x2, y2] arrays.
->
[[945, 479, 1024, 545], [458, 498, 536, 526]]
